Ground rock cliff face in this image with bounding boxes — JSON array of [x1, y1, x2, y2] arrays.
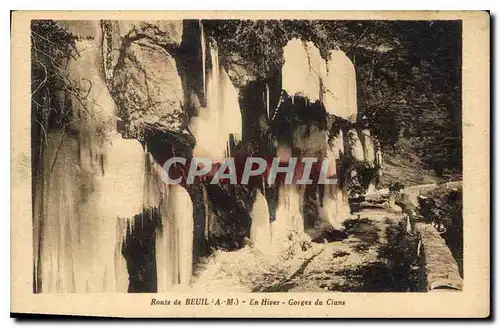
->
[[32, 20, 382, 292]]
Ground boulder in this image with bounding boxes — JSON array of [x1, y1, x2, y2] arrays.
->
[[112, 39, 185, 136], [348, 129, 365, 162]]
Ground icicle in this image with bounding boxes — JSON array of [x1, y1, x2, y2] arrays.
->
[[200, 19, 206, 100], [202, 185, 209, 241], [266, 83, 270, 120], [176, 187, 193, 287], [361, 129, 375, 165], [374, 139, 383, 167], [315, 185, 321, 208], [323, 50, 358, 120], [282, 39, 325, 103], [272, 185, 304, 246], [36, 35, 147, 293], [250, 190, 272, 251], [114, 218, 129, 292], [348, 129, 365, 162], [156, 185, 194, 291], [191, 40, 242, 161]]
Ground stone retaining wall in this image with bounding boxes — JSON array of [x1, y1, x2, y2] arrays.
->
[[414, 221, 463, 291]]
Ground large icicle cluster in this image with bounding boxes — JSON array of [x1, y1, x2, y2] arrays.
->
[[248, 38, 377, 251], [34, 20, 195, 293], [190, 41, 243, 162], [282, 38, 358, 121]]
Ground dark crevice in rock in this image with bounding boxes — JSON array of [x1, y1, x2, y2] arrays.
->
[[122, 208, 161, 293]]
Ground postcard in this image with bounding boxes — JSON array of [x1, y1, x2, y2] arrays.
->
[[11, 10, 490, 318]]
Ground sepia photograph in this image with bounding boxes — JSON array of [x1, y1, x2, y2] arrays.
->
[[10, 10, 489, 318]]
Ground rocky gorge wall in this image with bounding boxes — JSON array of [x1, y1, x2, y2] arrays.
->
[[32, 20, 382, 293]]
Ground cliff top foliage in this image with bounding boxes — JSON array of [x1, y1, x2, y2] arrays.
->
[[31, 20, 94, 134]]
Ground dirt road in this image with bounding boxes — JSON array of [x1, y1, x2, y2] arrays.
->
[[191, 204, 420, 293]]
